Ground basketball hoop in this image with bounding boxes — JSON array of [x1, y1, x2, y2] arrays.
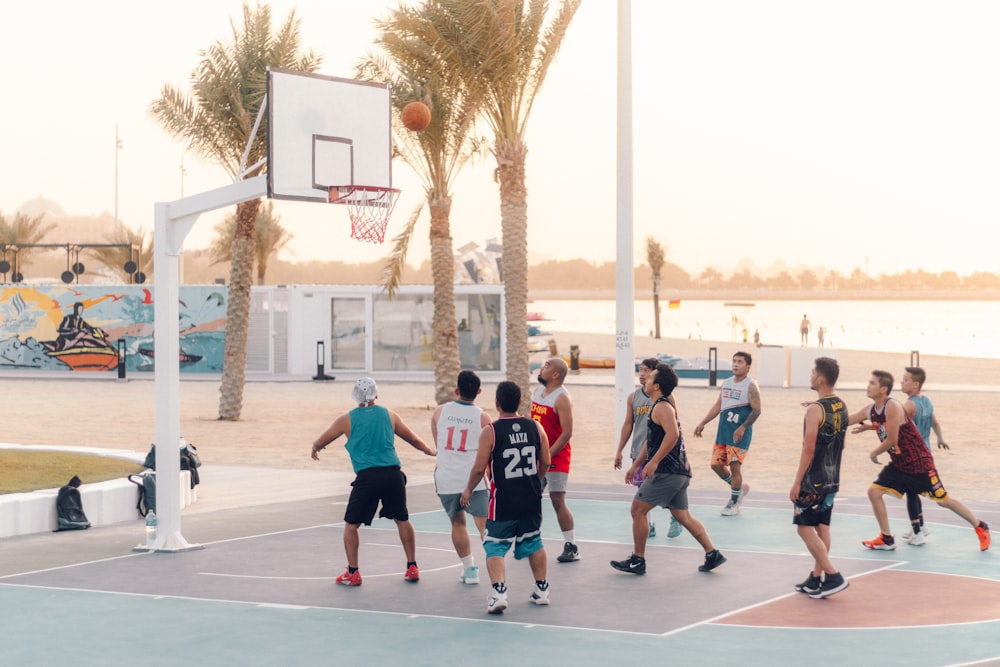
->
[[329, 185, 400, 244]]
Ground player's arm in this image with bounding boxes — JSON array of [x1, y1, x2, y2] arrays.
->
[[390, 410, 436, 456], [848, 405, 871, 431], [734, 380, 762, 443], [549, 391, 574, 456], [536, 422, 552, 481], [461, 425, 495, 505], [791, 403, 821, 503], [693, 392, 722, 437], [870, 401, 903, 463], [615, 390, 637, 469], [312, 413, 350, 460], [903, 398, 917, 420]]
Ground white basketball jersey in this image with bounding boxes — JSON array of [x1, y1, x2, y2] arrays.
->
[[434, 401, 486, 494]]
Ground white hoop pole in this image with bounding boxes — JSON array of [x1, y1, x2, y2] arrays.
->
[[615, 0, 636, 435]]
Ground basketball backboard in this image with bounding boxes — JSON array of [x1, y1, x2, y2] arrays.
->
[[267, 68, 392, 202]]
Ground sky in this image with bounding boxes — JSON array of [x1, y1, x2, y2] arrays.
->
[[3, 1, 999, 279]]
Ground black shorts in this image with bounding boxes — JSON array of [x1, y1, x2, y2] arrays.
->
[[792, 492, 835, 527], [344, 466, 409, 525], [872, 464, 948, 501]]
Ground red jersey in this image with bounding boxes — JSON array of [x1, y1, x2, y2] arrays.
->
[[870, 399, 936, 474], [531, 385, 571, 473]]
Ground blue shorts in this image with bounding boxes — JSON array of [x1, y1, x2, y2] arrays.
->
[[483, 515, 543, 560]]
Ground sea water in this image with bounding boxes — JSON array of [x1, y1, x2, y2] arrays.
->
[[529, 299, 998, 360]]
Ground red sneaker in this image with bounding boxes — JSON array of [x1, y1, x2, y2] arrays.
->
[[862, 534, 896, 551], [404, 564, 420, 582], [976, 523, 991, 551], [336, 568, 362, 586]]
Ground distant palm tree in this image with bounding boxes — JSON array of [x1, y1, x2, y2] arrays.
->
[[87, 225, 153, 283], [149, 3, 321, 420], [409, 0, 581, 411], [0, 211, 56, 280], [358, 4, 488, 404], [645, 236, 666, 339], [209, 201, 292, 285]]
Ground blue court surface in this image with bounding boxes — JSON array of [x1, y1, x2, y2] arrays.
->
[[2, 482, 998, 667]]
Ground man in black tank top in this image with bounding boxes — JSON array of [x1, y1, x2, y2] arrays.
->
[[790, 357, 849, 599], [461, 382, 552, 615]]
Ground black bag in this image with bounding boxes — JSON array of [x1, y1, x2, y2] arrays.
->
[[128, 472, 156, 517], [143, 442, 201, 489], [55, 476, 90, 531]]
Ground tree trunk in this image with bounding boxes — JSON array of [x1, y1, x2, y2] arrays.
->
[[428, 195, 461, 405], [495, 138, 532, 415], [653, 290, 661, 339], [218, 198, 260, 421]]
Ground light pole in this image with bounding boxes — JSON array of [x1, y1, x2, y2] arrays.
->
[[114, 124, 123, 235]]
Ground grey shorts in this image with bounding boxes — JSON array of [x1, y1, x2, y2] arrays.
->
[[635, 473, 690, 510], [543, 471, 569, 493], [439, 490, 488, 519]]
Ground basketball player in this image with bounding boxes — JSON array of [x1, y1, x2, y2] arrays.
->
[[693, 351, 762, 515]]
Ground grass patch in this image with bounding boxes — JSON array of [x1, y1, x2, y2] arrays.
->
[[0, 450, 144, 495]]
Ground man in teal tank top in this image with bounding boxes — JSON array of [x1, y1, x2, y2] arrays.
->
[[312, 377, 436, 586], [899, 367, 950, 544]]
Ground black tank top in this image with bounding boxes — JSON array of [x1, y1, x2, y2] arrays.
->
[[488, 417, 543, 520], [800, 395, 846, 494], [646, 397, 691, 477]]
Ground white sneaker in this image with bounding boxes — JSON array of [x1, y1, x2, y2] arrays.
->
[[721, 500, 740, 516], [487, 590, 508, 614], [460, 565, 480, 584], [908, 531, 926, 546], [901, 527, 930, 540], [737, 483, 750, 508], [530, 582, 550, 605]]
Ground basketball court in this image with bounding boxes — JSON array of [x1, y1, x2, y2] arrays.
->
[[2, 480, 998, 666]]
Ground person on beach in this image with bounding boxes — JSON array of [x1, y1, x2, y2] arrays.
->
[[693, 351, 762, 516], [461, 381, 551, 614], [851, 370, 990, 552], [790, 357, 849, 599], [895, 366, 950, 545], [611, 363, 727, 576], [800, 314, 812, 346], [531, 356, 580, 563], [615, 357, 682, 539], [431, 370, 493, 584], [311, 377, 436, 586]]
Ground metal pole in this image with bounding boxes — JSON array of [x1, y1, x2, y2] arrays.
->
[[114, 125, 122, 235]]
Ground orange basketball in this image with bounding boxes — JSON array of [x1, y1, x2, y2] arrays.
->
[[401, 101, 432, 131]]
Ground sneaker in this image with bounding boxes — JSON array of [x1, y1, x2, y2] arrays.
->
[[460, 565, 480, 584], [976, 523, 991, 551], [336, 569, 362, 586], [901, 526, 930, 540], [487, 590, 508, 614], [809, 572, 849, 599], [557, 542, 580, 563], [404, 564, 420, 582], [667, 516, 684, 538], [736, 482, 750, 508], [794, 573, 822, 594], [610, 554, 646, 575], [530, 582, 550, 605], [862, 534, 896, 551], [648, 522, 656, 538], [698, 549, 727, 572], [721, 500, 740, 516], [907, 531, 926, 546]]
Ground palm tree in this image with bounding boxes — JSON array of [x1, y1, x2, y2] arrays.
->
[[0, 211, 56, 280], [208, 201, 292, 284], [645, 236, 666, 339], [88, 225, 152, 283], [149, 3, 321, 420], [407, 0, 581, 411], [358, 6, 488, 404]]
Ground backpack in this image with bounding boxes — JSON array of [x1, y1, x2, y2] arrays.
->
[[55, 476, 91, 531], [143, 442, 202, 489], [128, 472, 156, 517]]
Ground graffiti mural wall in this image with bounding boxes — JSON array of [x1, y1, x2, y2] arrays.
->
[[0, 285, 227, 373]]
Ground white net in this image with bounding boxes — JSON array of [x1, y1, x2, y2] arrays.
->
[[329, 186, 400, 244]]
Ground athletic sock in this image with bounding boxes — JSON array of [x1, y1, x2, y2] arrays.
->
[[730, 487, 741, 504], [723, 474, 732, 485], [348, 566, 358, 574], [493, 581, 507, 594], [407, 561, 418, 569], [562, 530, 576, 544], [461, 555, 474, 568], [882, 534, 895, 544], [535, 580, 549, 590], [911, 521, 921, 535]]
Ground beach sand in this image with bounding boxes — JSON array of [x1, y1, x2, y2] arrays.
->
[[3, 332, 998, 507]]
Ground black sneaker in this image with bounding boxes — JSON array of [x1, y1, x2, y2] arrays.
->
[[795, 573, 822, 594], [557, 542, 580, 563], [698, 549, 727, 572], [610, 554, 646, 575], [809, 572, 849, 599]]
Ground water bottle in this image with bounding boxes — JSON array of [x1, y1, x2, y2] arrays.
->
[[145, 511, 157, 548]]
